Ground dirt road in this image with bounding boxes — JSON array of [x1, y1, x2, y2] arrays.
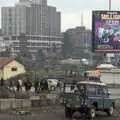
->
[[0, 107, 120, 120]]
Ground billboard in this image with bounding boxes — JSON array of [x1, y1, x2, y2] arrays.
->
[[92, 11, 120, 53]]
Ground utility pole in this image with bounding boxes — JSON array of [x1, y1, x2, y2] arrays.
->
[[105, 0, 112, 63]]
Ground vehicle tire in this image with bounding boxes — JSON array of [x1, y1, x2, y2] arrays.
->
[[72, 111, 81, 119], [107, 106, 114, 116], [65, 107, 71, 118], [88, 107, 96, 119]]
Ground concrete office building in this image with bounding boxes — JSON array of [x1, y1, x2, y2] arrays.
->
[[1, 0, 62, 56], [65, 26, 92, 58], [2, 2, 29, 35], [2, 0, 61, 36], [47, 6, 61, 36], [64, 26, 104, 64]]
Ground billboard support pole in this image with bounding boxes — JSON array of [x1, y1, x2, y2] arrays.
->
[[109, 0, 111, 11], [104, 0, 112, 63]]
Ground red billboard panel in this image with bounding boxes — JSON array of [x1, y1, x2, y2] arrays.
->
[[92, 11, 120, 53]]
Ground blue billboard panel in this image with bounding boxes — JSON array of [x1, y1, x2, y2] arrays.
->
[[92, 11, 120, 53]]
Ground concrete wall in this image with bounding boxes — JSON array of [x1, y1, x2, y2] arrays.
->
[[0, 94, 60, 110], [0, 99, 30, 110], [101, 71, 120, 84]]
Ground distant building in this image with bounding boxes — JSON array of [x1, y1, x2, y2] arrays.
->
[[0, 36, 12, 53], [2, 0, 61, 36], [0, 57, 26, 80], [1, 0, 62, 57], [64, 26, 92, 58], [10, 35, 63, 57]]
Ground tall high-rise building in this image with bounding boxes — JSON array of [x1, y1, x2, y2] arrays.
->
[[1, 0, 62, 56], [1, 0, 61, 36]]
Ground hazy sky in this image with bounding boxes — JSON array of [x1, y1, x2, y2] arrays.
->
[[0, 0, 120, 31]]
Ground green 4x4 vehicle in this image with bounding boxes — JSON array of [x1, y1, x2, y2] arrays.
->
[[64, 80, 115, 119]]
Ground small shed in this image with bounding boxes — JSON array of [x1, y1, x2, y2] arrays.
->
[[0, 57, 26, 80]]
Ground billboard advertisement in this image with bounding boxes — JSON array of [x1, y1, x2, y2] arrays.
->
[[92, 11, 120, 52]]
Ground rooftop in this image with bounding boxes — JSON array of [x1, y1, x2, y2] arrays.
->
[[77, 81, 106, 86], [0, 57, 14, 69]]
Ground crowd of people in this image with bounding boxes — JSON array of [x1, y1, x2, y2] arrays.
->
[[0, 78, 62, 94]]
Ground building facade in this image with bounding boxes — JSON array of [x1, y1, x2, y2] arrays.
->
[[1, 0, 62, 57], [65, 26, 92, 58], [0, 57, 26, 80], [10, 35, 62, 57], [1, 0, 61, 36]]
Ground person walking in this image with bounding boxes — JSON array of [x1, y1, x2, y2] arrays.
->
[[57, 80, 62, 92], [0, 78, 4, 86], [40, 79, 48, 92], [16, 80, 20, 92], [24, 80, 32, 92], [34, 79, 39, 93], [18, 79, 22, 92], [9, 80, 14, 91]]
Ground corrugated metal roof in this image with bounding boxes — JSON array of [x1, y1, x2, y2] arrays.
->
[[0, 57, 14, 69]]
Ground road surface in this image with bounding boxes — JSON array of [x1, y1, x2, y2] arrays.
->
[[0, 107, 120, 120]]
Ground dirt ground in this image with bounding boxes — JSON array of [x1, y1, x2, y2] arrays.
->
[[0, 106, 120, 120]]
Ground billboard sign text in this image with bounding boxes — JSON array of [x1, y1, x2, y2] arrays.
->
[[92, 11, 120, 53]]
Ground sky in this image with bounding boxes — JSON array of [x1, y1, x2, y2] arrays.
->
[[0, 0, 120, 31]]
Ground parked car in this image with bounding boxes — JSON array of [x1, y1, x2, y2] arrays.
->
[[64, 80, 115, 119], [47, 79, 58, 90]]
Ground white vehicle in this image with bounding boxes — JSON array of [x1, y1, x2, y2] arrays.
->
[[47, 79, 58, 90]]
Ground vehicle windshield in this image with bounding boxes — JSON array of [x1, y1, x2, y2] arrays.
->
[[77, 84, 100, 96]]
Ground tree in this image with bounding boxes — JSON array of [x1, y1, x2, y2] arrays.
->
[[35, 49, 46, 67], [62, 32, 73, 58], [0, 46, 11, 57], [52, 43, 57, 53]]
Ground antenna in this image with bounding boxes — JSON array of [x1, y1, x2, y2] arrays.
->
[[81, 13, 83, 26]]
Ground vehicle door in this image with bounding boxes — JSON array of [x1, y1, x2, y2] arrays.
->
[[102, 87, 112, 109], [95, 86, 104, 109], [87, 85, 104, 109]]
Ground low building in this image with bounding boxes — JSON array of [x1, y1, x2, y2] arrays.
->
[[0, 57, 26, 80], [0, 35, 63, 58], [10, 35, 63, 57], [64, 26, 91, 58]]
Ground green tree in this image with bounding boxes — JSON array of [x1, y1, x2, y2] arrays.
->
[[36, 49, 46, 67], [0, 46, 11, 57], [62, 32, 73, 58], [52, 43, 57, 53]]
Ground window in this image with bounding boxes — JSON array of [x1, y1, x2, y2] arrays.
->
[[87, 85, 96, 95], [103, 87, 108, 96], [96, 86, 102, 96], [11, 67, 17, 71]]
